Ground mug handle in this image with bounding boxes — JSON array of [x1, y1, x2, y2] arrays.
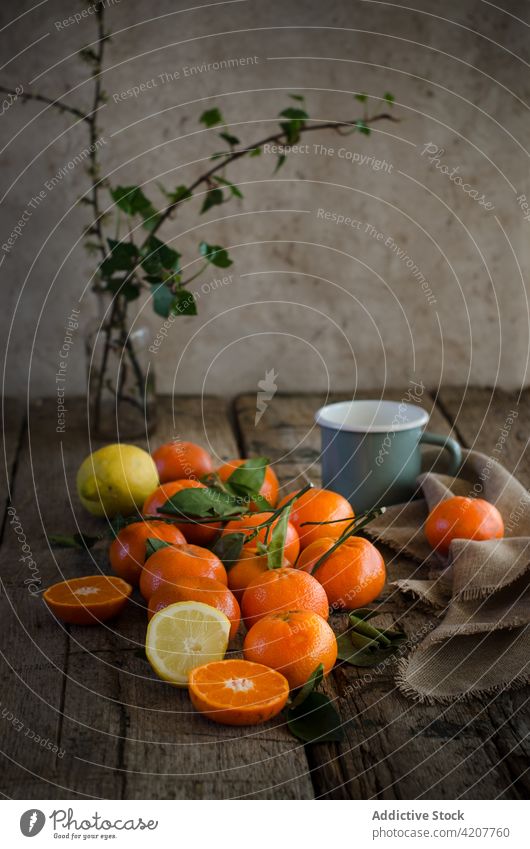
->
[[420, 431, 462, 476]]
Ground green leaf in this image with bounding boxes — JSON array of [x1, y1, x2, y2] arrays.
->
[[219, 131, 240, 146], [355, 120, 371, 135], [106, 277, 140, 301], [279, 107, 309, 121], [201, 188, 224, 214], [171, 288, 197, 316], [151, 282, 175, 318], [267, 502, 291, 569], [161, 184, 193, 204], [287, 692, 343, 743], [199, 241, 233, 268], [336, 618, 406, 668], [109, 515, 128, 535], [279, 107, 308, 144], [110, 186, 158, 229], [161, 487, 247, 519], [141, 236, 180, 275], [274, 154, 286, 173], [212, 532, 245, 567], [355, 93, 368, 103], [145, 537, 174, 559], [47, 533, 102, 550], [249, 146, 262, 157], [100, 239, 138, 277], [289, 94, 305, 102], [289, 664, 324, 709], [214, 176, 243, 198], [384, 92, 395, 106], [200, 107, 223, 128], [226, 457, 268, 499]]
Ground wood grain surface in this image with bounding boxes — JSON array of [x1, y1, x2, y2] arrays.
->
[[0, 390, 528, 799]]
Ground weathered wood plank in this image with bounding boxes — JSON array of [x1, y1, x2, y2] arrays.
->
[[437, 386, 530, 482], [0, 397, 314, 799], [234, 390, 529, 799]]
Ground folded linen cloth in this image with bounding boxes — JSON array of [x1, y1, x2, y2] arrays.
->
[[366, 450, 530, 702]]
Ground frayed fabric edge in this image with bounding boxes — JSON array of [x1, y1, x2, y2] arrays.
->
[[395, 655, 530, 704]]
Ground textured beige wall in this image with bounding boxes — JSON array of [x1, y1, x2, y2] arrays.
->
[[1, 0, 529, 399]]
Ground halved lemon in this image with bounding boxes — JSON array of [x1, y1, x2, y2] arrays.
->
[[145, 601, 230, 686]]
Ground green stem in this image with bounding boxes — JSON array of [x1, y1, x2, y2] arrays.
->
[[310, 508, 384, 575]]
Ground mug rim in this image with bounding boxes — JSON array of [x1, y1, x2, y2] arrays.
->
[[315, 399, 429, 433]]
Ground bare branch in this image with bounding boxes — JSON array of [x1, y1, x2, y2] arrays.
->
[[0, 84, 88, 121]]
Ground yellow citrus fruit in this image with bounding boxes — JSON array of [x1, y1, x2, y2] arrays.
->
[[145, 601, 230, 686], [77, 444, 159, 517]]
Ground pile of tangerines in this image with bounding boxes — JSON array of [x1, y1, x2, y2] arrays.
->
[[44, 440, 505, 728]]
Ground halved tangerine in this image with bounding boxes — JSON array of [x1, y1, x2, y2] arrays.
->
[[43, 575, 132, 625], [188, 659, 289, 726]]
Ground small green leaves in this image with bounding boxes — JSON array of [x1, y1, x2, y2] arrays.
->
[[151, 282, 175, 318], [355, 92, 368, 103], [110, 185, 158, 229], [199, 241, 233, 268], [161, 486, 247, 519], [355, 120, 371, 135], [279, 106, 308, 144], [226, 457, 268, 499], [289, 663, 324, 709], [200, 107, 223, 128], [336, 609, 406, 667], [106, 277, 140, 302], [267, 502, 291, 570], [172, 287, 197, 316], [219, 131, 240, 146], [212, 532, 245, 568], [274, 154, 286, 173], [287, 693, 344, 743], [289, 94, 305, 102], [162, 185, 193, 204], [141, 235, 180, 275], [286, 665, 343, 743], [47, 533, 102, 550], [145, 537, 173, 559], [214, 176, 243, 198], [100, 239, 138, 277], [249, 146, 262, 157], [384, 92, 395, 106], [201, 187, 224, 214]]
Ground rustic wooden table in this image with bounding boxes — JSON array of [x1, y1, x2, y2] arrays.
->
[[1, 389, 529, 800]]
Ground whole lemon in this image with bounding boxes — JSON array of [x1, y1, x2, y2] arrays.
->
[[77, 444, 159, 518]]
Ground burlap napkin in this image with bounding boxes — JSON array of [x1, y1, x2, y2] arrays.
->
[[366, 450, 530, 702]]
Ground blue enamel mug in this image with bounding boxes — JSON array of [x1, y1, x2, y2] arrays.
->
[[315, 399, 462, 513]]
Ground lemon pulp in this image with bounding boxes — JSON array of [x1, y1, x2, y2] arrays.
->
[[146, 601, 230, 686]]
